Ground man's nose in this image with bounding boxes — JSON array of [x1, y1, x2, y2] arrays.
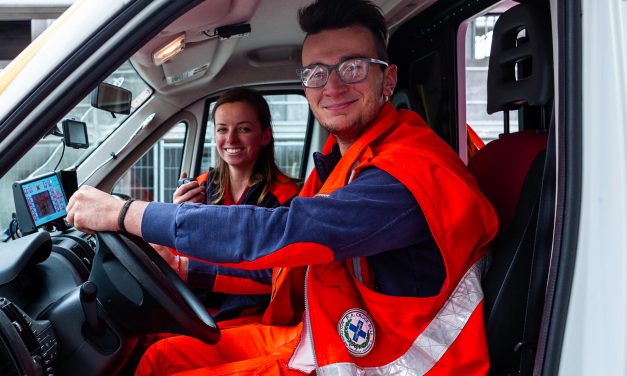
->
[[323, 69, 348, 94]]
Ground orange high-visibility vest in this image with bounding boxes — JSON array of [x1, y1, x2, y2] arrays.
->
[[264, 103, 498, 374]]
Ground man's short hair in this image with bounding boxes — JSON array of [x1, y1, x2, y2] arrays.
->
[[298, 0, 389, 61]]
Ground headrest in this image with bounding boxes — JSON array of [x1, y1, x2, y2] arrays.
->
[[487, 3, 553, 114], [391, 88, 426, 120]]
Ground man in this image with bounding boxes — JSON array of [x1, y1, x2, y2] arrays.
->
[[67, 0, 498, 374]]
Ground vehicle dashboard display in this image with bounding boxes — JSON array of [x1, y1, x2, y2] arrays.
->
[[21, 173, 67, 226], [12, 170, 76, 234]]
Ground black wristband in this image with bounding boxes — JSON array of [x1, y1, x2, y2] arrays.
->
[[118, 199, 135, 233]]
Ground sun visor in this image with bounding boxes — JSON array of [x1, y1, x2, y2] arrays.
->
[[131, 0, 260, 89], [164, 1, 232, 35]]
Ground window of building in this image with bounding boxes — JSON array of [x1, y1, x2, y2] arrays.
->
[[0, 19, 57, 70], [0, 21, 31, 60]]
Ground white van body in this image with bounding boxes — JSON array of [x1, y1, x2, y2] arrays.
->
[[0, 0, 624, 374]]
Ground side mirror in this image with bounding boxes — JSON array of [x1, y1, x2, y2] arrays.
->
[[90, 82, 132, 115]]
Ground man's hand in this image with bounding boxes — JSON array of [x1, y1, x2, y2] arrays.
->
[[173, 171, 205, 204], [67, 186, 147, 235]]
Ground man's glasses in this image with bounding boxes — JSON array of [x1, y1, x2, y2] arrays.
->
[[296, 57, 389, 88]]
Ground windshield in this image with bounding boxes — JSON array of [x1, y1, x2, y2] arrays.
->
[[0, 61, 152, 237]]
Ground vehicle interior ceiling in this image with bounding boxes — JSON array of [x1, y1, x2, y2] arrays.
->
[[132, 0, 297, 107], [129, 0, 431, 107]]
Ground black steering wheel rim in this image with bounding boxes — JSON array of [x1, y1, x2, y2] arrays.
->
[[95, 231, 220, 344]]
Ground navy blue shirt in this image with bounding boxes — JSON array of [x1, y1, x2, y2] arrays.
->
[[144, 153, 445, 297]]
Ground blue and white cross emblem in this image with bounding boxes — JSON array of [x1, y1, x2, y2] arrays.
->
[[349, 320, 367, 342], [337, 308, 376, 357]]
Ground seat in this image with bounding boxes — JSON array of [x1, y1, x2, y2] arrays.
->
[[392, 88, 485, 160], [466, 3, 555, 375], [470, 131, 547, 233]]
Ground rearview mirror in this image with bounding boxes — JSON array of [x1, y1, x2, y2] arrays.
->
[[90, 82, 132, 114]]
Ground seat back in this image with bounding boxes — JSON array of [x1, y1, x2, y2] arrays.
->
[[469, 131, 547, 232], [467, 2, 554, 375], [392, 88, 485, 160]]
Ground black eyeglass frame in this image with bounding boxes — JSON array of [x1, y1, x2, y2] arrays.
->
[[296, 57, 389, 88]]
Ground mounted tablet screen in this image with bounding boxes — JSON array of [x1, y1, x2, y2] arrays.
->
[[15, 173, 68, 229]]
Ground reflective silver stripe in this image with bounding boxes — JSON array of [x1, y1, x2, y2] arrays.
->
[[318, 259, 485, 376]]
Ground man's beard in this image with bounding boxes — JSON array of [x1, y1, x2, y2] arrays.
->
[[319, 102, 381, 142]]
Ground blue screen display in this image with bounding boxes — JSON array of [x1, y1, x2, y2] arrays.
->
[[21, 174, 67, 227]]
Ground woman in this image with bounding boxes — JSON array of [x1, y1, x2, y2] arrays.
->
[[161, 87, 299, 321]]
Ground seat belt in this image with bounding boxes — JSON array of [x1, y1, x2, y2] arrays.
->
[[517, 115, 556, 375]]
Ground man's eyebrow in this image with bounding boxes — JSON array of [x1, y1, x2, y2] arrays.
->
[[340, 55, 366, 62]]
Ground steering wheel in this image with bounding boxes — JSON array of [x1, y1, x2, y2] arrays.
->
[[93, 232, 220, 344]]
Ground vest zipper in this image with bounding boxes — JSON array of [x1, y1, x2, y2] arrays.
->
[[304, 266, 319, 373]]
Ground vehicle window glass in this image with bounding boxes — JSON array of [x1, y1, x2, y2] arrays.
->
[[112, 122, 187, 202], [465, 13, 519, 144], [0, 61, 152, 233], [200, 94, 309, 178], [64, 61, 153, 169]]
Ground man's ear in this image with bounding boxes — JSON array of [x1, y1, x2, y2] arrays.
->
[[383, 64, 398, 97], [261, 127, 273, 145]]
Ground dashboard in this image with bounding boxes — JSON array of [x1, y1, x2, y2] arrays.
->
[[0, 228, 97, 376], [0, 170, 132, 376], [0, 169, 218, 375], [0, 171, 220, 376]]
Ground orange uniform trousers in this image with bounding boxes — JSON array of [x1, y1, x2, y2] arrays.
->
[[134, 323, 307, 376]]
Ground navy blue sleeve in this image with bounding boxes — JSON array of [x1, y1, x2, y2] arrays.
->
[[142, 167, 430, 267], [186, 260, 273, 289]]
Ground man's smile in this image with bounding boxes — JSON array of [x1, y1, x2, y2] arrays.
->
[[322, 99, 358, 112]]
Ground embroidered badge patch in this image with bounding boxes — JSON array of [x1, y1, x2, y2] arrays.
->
[[337, 308, 376, 357]]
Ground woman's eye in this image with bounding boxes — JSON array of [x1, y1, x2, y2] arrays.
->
[[216, 128, 227, 134], [239, 127, 251, 133]]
